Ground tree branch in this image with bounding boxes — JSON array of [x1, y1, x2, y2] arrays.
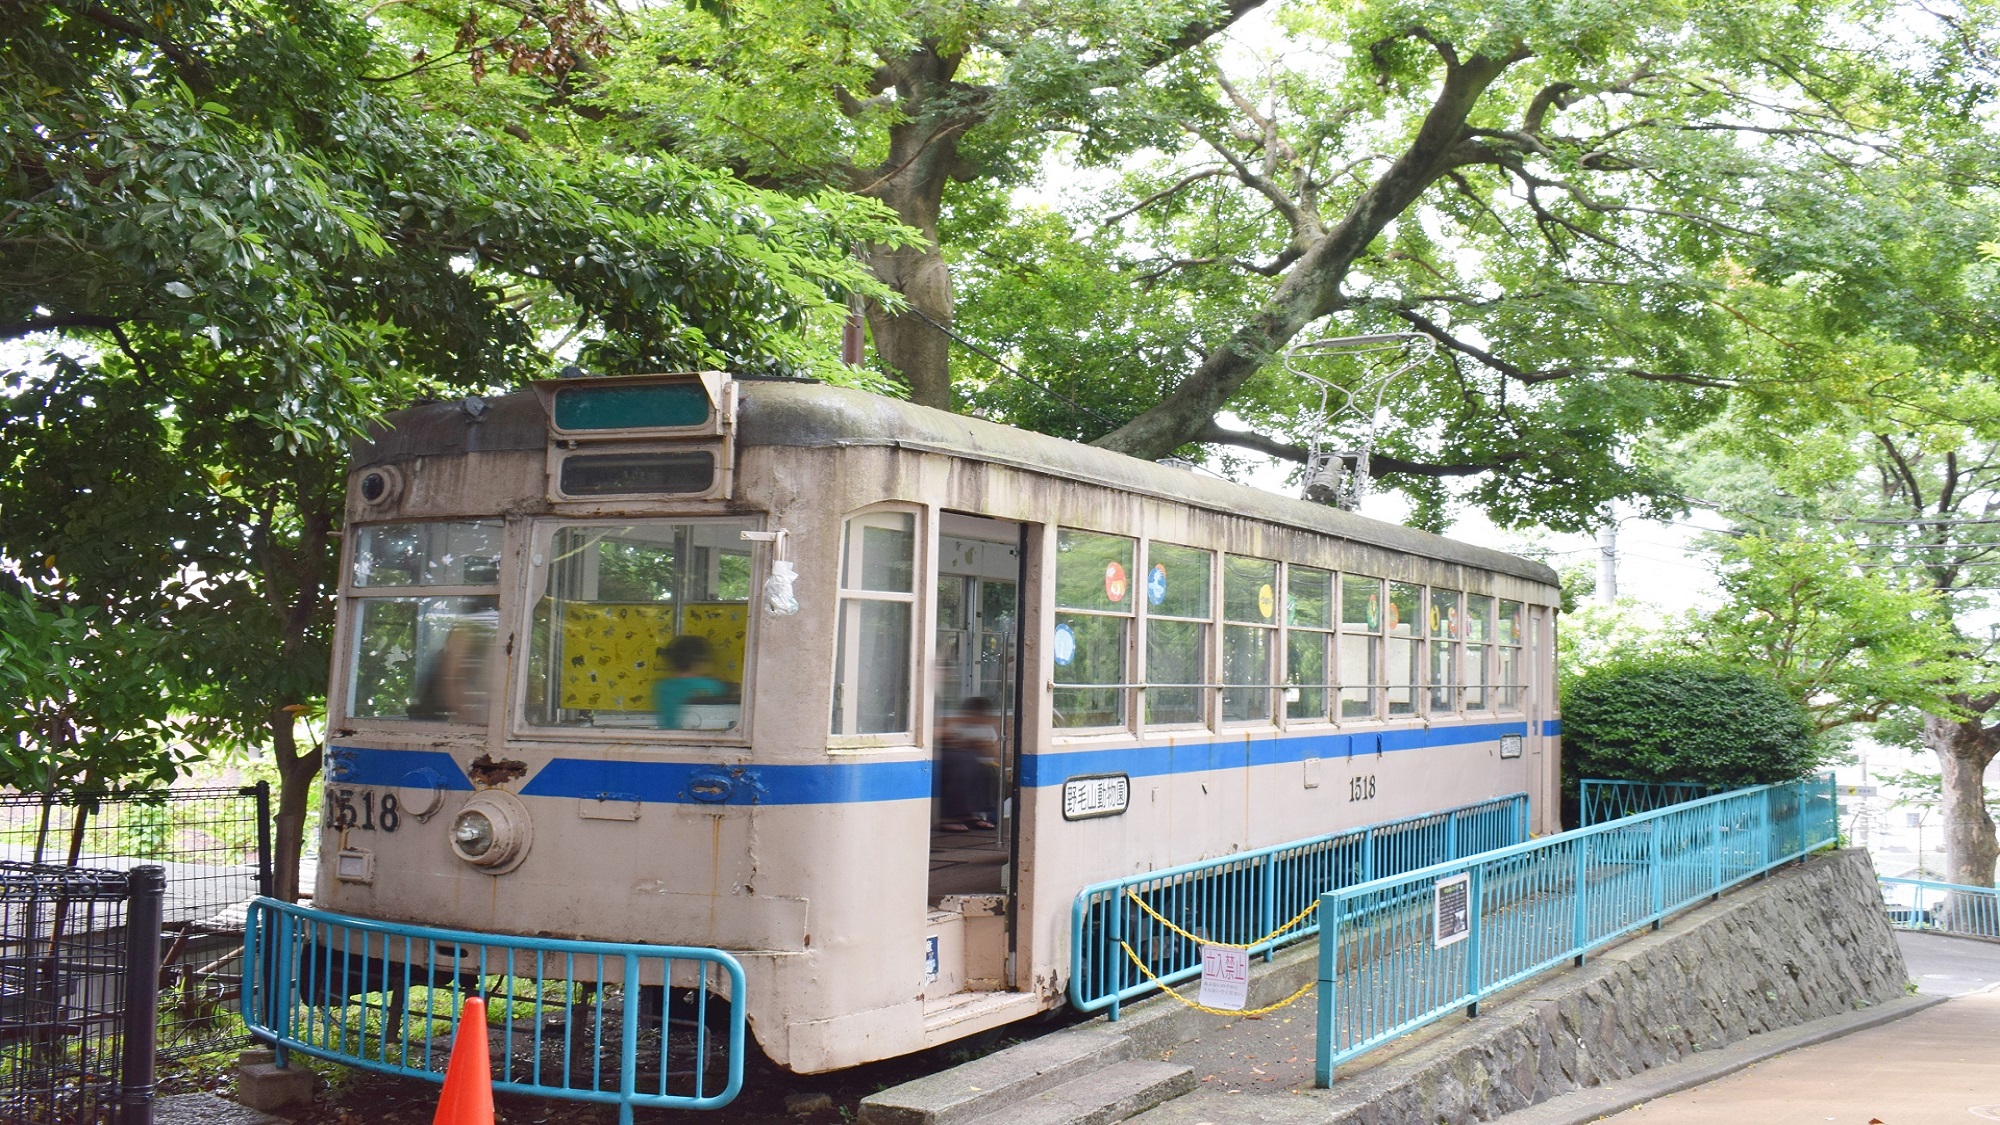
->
[[2, 314, 127, 341]]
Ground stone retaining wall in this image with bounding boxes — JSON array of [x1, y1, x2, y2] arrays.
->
[[1319, 849, 1907, 1123]]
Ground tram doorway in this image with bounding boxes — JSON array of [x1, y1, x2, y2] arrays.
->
[[925, 514, 1023, 995]]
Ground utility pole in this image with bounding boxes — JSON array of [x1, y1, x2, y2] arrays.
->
[[1597, 524, 1618, 605]]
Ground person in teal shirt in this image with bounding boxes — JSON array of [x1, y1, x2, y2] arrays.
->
[[654, 635, 728, 729]]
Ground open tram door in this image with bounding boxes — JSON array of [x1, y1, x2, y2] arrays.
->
[[925, 513, 1026, 1000]]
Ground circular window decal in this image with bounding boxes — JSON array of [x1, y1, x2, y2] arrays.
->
[[1053, 622, 1077, 666], [1147, 564, 1168, 606], [1104, 561, 1128, 603]]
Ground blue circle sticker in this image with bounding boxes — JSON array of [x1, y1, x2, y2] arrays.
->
[[1147, 563, 1168, 606], [1053, 622, 1077, 666]]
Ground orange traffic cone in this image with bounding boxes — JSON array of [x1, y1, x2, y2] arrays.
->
[[434, 995, 495, 1125]]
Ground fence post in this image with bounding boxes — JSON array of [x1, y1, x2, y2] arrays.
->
[[1108, 892, 1124, 1022], [1649, 816, 1664, 930], [254, 780, 275, 899], [1314, 891, 1339, 1088], [1795, 779, 1808, 859], [1572, 836, 1589, 968], [1446, 810, 1460, 860], [1758, 788, 1772, 876], [119, 865, 166, 1125], [1260, 856, 1278, 963], [1465, 865, 1484, 1017], [1710, 801, 1723, 901], [1362, 827, 1376, 883]]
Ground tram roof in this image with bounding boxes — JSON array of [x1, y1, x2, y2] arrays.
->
[[358, 378, 1558, 587]]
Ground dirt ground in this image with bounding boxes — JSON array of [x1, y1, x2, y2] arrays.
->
[[157, 1012, 1082, 1124]]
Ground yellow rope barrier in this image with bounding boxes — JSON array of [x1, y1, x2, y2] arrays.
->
[[1116, 940, 1316, 1017], [1122, 887, 1320, 950]]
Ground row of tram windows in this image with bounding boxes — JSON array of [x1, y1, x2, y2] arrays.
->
[[340, 515, 1528, 738], [344, 518, 753, 731], [825, 513, 1532, 740], [1046, 529, 1529, 730]]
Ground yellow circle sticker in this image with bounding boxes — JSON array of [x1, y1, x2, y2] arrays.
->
[[1258, 583, 1275, 619]]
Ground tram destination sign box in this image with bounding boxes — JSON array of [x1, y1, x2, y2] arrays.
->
[[1063, 773, 1130, 821]]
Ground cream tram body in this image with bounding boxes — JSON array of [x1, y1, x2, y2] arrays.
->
[[316, 374, 1562, 1073]]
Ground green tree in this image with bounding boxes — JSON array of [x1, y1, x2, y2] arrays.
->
[[366, 0, 1269, 409], [2, 0, 910, 898], [0, 590, 187, 794], [939, 0, 1999, 531], [1692, 533, 1961, 732], [1674, 407, 2000, 886]]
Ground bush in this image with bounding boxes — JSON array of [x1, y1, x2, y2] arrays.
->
[[1562, 655, 1823, 800]]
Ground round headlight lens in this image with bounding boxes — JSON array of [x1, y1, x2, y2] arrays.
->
[[451, 810, 495, 858]]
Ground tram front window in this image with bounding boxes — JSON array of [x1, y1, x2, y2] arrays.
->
[[345, 520, 502, 724], [525, 520, 753, 730]]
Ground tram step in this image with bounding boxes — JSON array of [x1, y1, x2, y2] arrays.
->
[[959, 1060, 1197, 1125], [857, 1026, 1134, 1125]]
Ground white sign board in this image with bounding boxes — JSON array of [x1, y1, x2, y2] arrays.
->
[[1499, 734, 1523, 760], [1198, 945, 1250, 1011], [1062, 773, 1130, 820], [1434, 873, 1471, 948]]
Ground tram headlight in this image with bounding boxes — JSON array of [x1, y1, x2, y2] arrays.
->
[[451, 810, 495, 857], [448, 791, 532, 873]]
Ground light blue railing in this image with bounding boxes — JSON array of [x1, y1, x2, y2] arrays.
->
[[243, 898, 746, 1119], [1879, 876, 2000, 939], [1070, 794, 1528, 1018], [1315, 774, 1836, 1084], [1578, 779, 1717, 826]]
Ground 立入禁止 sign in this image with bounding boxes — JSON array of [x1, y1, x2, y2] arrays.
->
[[1198, 945, 1250, 1010]]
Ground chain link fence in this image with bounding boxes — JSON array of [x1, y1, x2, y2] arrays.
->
[[1, 862, 165, 1125], [0, 787, 271, 1062]]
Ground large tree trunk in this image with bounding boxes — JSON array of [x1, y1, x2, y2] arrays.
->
[[269, 706, 321, 903], [1922, 710, 1999, 887], [861, 232, 953, 411], [849, 43, 976, 412]]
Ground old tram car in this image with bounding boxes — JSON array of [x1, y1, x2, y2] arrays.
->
[[304, 373, 1560, 1076]]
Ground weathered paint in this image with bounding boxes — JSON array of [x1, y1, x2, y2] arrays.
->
[[318, 376, 1563, 1074]]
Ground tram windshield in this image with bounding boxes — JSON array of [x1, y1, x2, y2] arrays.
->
[[524, 519, 754, 731]]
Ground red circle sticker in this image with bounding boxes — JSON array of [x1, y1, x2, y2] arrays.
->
[[1104, 561, 1128, 603]]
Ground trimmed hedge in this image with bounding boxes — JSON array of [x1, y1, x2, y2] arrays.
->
[[1562, 656, 1822, 803]]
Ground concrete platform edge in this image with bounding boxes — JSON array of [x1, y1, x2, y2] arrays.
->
[[1492, 992, 1949, 1125]]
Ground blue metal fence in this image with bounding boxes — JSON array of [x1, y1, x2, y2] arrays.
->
[[1578, 779, 1717, 826], [1315, 774, 1836, 1084], [1879, 876, 2000, 939], [242, 898, 746, 1119], [1069, 794, 1528, 1018]]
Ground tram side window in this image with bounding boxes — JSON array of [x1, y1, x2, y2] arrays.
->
[[1222, 556, 1279, 723], [1429, 589, 1460, 713], [525, 520, 753, 731], [1145, 543, 1212, 727], [1464, 595, 1493, 711], [1496, 600, 1525, 709], [1053, 530, 1135, 729], [346, 521, 503, 724], [831, 512, 916, 736], [1386, 582, 1422, 716], [1338, 576, 1382, 719], [1286, 566, 1333, 721]]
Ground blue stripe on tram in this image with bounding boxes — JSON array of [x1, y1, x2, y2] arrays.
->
[[327, 718, 1538, 807]]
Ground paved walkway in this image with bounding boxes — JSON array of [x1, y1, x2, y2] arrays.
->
[[1555, 931, 2000, 1125]]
